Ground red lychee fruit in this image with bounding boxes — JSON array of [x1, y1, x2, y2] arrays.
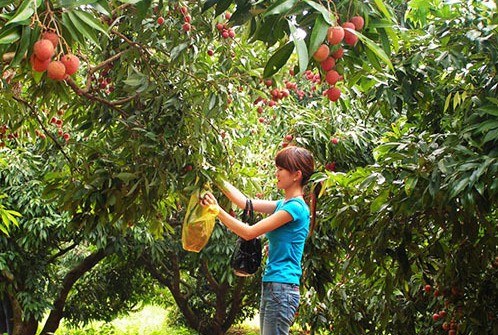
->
[[313, 44, 329, 62], [327, 26, 344, 45], [325, 162, 336, 171], [60, 54, 80, 75], [342, 22, 358, 46], [47, 61, 67, 81], [320, 56, 336, 72], [351, 16, 365, 30], [33, 39, 55, 61], [326, 87, 341, 102], [42, 31, 59, 48], [182, 23, 191, 32], [325, 70, 340, 85], [30, 54, 50, 72], [332, 47, 344, 59]]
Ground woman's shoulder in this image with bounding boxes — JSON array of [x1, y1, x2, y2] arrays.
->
[[280, 197, 308, 213]]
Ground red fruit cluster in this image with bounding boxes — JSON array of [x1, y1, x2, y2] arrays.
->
[[0, 124, 11, 147], [281, 134, 293, 147], [273, 69, 322, 101], [169, 6, 191, 32], [30, 31, 80, 80], [216, 12, 235, 39], [325, 162, 336, 171], [95, 66, 114, 95], [312, 15, 365, 102], [252, 78, 293, 120], [49, 116, 70, 142], [424, 283, 464, 335]]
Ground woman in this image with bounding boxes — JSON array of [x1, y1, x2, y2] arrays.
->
[[200, 145, 318, 335]]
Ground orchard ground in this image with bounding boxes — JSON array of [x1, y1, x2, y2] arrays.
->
[[54, 304, 306, 335]]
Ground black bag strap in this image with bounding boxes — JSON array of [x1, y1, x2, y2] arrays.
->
[[241, 199, 254, 226]]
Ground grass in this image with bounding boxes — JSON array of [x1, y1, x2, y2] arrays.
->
[[54, 304, 260, 335]]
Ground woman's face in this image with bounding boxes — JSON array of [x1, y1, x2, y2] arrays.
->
[[275, 166, 294, 189]]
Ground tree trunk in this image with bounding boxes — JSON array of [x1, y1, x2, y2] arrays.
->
[[144, 253, 248, 335], [39, 249, 109, 335], [10, 292, 37, 335]]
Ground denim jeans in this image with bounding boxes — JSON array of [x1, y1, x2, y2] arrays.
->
[[260, 282, 300, 335]]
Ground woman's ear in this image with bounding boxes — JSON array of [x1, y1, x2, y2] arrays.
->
[[294, 170, 303, 181]]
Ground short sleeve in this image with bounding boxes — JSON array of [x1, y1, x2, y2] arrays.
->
[[280, 199, 306, 221]]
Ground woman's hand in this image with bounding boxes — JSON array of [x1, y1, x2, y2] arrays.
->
[[200, 191, 218, 208]]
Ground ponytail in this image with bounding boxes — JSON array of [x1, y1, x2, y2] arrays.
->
[[308, 181, 322, 236]]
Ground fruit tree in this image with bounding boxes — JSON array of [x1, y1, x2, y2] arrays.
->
[[1, 0, 498, 335]]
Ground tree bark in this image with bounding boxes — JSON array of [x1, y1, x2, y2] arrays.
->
[[144, 253, 249, 335], [39, 249, 110, 335], [10, 292, 37, 335]]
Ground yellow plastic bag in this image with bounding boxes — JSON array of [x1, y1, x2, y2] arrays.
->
[[182, 187, 219, 253]]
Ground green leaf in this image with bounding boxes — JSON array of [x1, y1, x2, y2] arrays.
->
[[482, 130, 498, 144], [370, 189, 389, 213], [202, 0, 219, 12], [476, 120, 498, 133], [11, 25, 31, 67], [353, 29, 394, 71], [449, 177, 469, 200], [303, 0, 334, 25], [365, 44, 383, 72], [72, 9, 109, 37], [308, 15, 329, 60], [66, 10, 101, 47], [444, 93, 452, 112], [404, 175, 418, 196], [171, 42, 189, 61], [289, 21, 308, 75], [477, 104, 498, 117], [0, 25, 21, 44], [92, 0, 112, 17], [359, 172, 385, 190], [230, 3, 253, 26], [263, 42, 294, 78], [214, 0, 232, 17], [264, 0, 298, 17], [58, 0, 100, 7], [116, 173, 137, 182], [136, 0, 152, 20], [374, 0, 392, 21], [6, 0, 41, 25], [61, 12, 85, 45], [32, 68, 44, 83]]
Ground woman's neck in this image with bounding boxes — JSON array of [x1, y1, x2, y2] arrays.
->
[[284, 186, 304, 200]]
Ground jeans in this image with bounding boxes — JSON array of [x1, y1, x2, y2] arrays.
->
[[260, 282, 300, 335]]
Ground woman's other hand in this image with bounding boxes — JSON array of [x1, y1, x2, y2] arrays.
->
[[200, 191, 218, 207]]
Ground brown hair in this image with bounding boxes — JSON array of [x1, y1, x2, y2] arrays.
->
[[275, 146, 319, 234]]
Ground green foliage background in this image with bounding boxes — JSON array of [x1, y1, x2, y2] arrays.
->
[[1, 0, 497, 334]]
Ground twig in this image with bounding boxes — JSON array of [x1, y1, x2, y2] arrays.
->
[[12, 96, 73, 165]]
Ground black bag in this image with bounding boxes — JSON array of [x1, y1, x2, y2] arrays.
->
[[230, 199, 262, 277]]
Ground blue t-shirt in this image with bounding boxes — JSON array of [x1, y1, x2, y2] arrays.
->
[[262, 197, 310, 285]]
